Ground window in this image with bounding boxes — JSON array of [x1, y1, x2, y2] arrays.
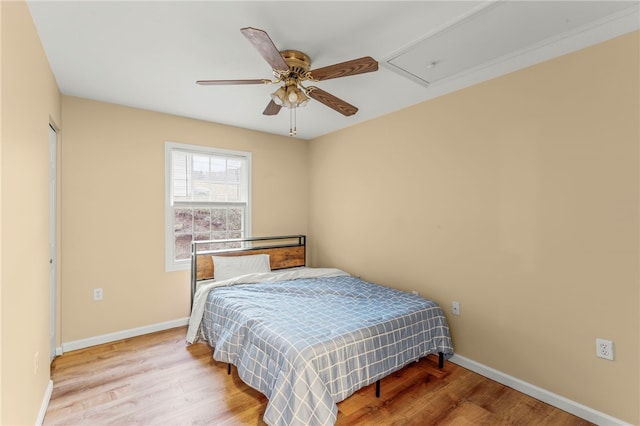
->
[[165, 142, 251, 271]]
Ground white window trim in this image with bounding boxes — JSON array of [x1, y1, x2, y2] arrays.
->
[[165, 141, 252, 272]]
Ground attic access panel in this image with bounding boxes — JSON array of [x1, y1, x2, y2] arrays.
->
[[384, 1, 638, 87]]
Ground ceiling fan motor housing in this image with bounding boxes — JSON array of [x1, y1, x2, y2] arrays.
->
[[280, 50, 311, 77]]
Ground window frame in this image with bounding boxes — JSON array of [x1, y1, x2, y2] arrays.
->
[[165, 141, 252, 272]]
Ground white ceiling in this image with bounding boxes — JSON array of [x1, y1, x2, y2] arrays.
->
[[27, 1, 639, 140]]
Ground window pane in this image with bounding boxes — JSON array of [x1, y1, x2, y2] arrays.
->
[[194, 232, 211, 242], [227, 159, 242, 183], [210, 208, 224, 231], [212, 157, 227, 183], [212, 231, 232, 242], [210, 183, 237, 201], [193, 185, 210, 201], [212, 231, 242, 249], [192, 155, 210, 176], [228, 208, 242, 231], [194, 208, 211, 233], [175, 234, 192, 260], [174, 208, 193, 233], [192, 154, 211, 201]]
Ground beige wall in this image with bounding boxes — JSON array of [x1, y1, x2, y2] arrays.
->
[[1, 1, 62, 424], [60, 97, 308, 342], [309, 31, 639, 424]]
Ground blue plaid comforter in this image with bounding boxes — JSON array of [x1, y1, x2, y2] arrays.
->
[[200, 274, 453, 426]]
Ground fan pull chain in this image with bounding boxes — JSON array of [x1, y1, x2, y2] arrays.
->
[[289, 106, 297, 136]]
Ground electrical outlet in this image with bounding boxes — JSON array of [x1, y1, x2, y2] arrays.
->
[[93, 288, 103, 301], [411, 290, 419, 296], [596, 338, 614, 360], [451, 301, 460, 316]]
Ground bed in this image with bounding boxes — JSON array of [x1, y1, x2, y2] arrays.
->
[[186, 235, 454, 426]]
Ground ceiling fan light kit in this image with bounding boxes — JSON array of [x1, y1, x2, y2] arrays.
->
[[270, 78, 309, 109], [197, 27, 379, 137]]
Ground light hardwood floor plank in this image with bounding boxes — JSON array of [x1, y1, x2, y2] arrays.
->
[[44, 327, 593, 425]]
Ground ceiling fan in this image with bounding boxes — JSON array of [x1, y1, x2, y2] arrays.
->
[[196, 27, 379, 136]]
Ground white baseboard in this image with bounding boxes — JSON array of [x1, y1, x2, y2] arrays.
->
[[61, 317, 189, 353], [448, 354, 631, 426], [36, 380, 53, 426]]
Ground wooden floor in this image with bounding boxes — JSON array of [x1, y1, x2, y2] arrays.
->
[[44, 326, 592, 425]]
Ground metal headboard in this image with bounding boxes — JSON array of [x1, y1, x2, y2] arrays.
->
[[190, 235, 306, 307]]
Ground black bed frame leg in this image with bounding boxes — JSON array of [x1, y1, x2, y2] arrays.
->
[[438, 352, 444, 369], [227, 363, 231, 375], [375, 380, 380, 398]]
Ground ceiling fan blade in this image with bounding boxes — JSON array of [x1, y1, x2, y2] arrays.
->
[[196, 79, 271, 85], [240, 27, 289, 72], [307, 87, 358, 116], [309, 56, 378, 81], [263, 100, 282, 116]]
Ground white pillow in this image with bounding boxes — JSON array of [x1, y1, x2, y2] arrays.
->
[[212, 254, 271, 281]]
